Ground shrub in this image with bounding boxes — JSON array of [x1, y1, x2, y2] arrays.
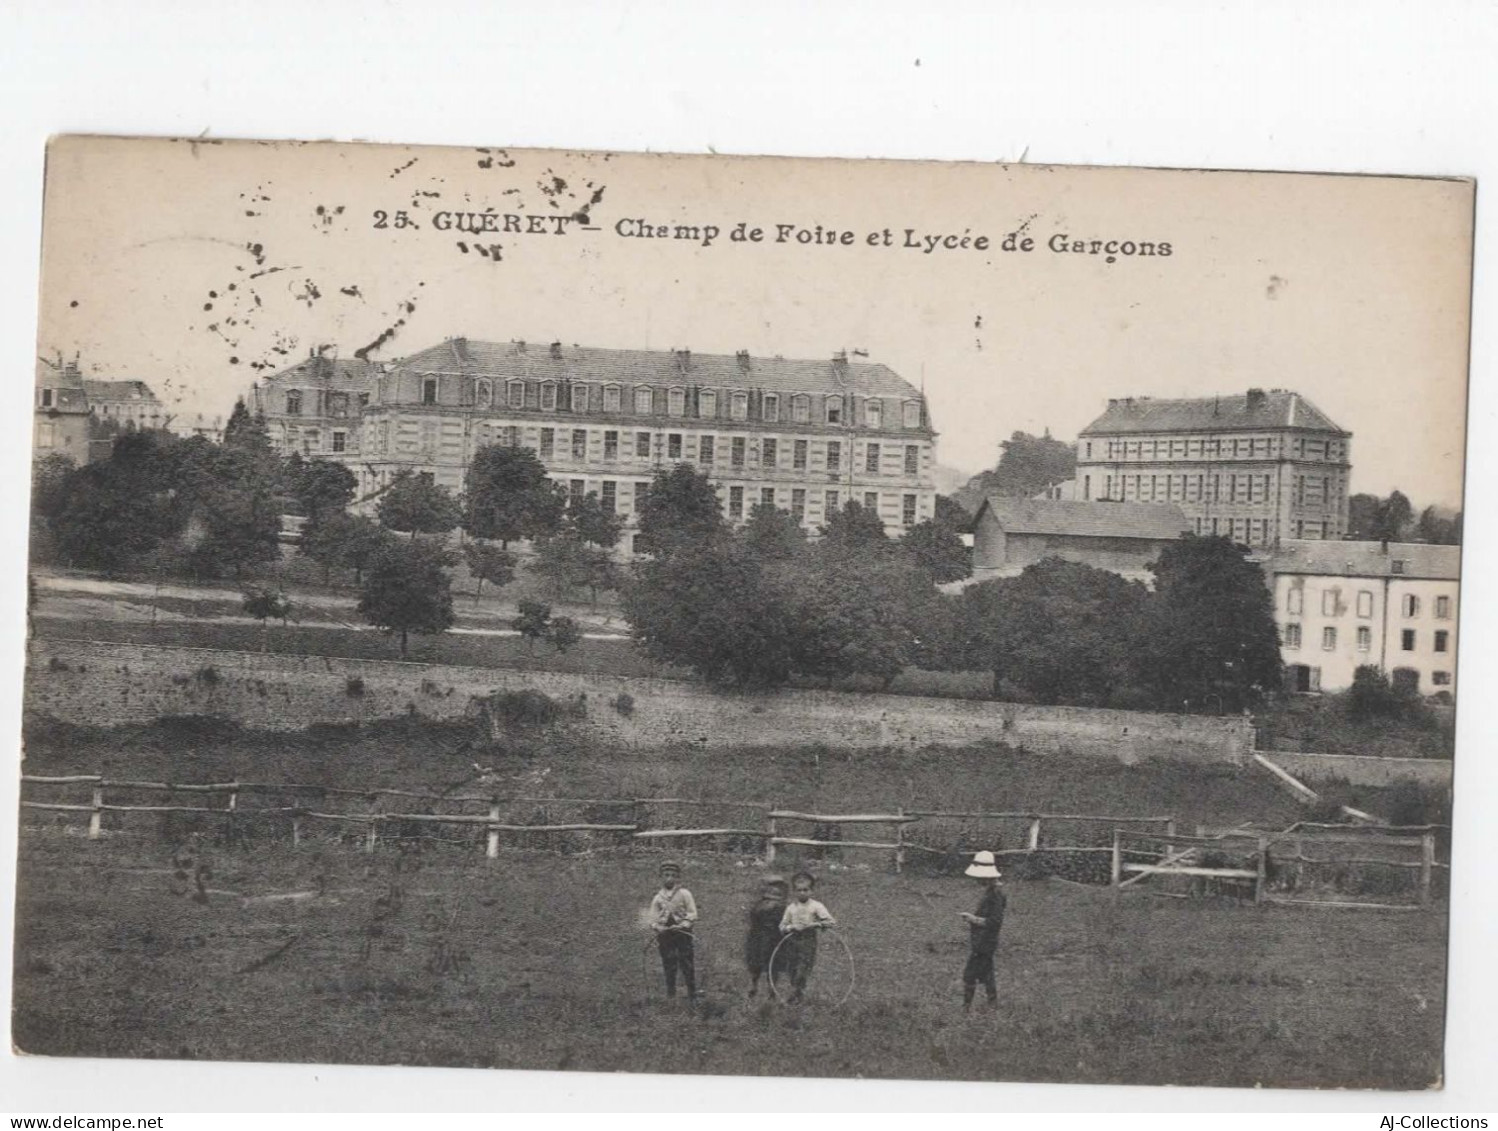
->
[[1384, 780, 1450, 828], [345, 676, 365, 697], [611, 692, 636, 717], [486, 689, 566, 727], [194, 665, 221, 686]]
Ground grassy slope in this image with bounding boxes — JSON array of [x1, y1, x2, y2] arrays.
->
[[11, 839, 1446, 1088]]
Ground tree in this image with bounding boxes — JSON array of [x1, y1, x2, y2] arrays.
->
[[957, 560, 1147, 703], [377, 470, 461, 538], [898, 518, 971, 583], [463, 540, 517, 603], [567, 491, 624, 549], [530, 529, 619, 604], [818, 500, 891, 559], [1415, 505, 1460, 545], [289, 457, 357, 524], [624, 541, 798, 687], [301, 511, 393, 585], [1347, 493, 1383, 541], [1372, 490, 1413, 543], [463, 444, 564, 547], [241, 585, 293, 652], [738, 502, 806, 561], [513, 599, 553, 654], [47, 434, 181, 572], [954, 430, 1077, 511], [1135, 535, 1283, 713], [548, 615, 582, 655], [357, 539, 455, 658], [222, 399, 276, 466], [634, 464, 726, 557], [934, 493, 972, 533]]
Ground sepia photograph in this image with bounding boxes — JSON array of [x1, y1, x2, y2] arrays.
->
[[9, 134, 1475, 1096]]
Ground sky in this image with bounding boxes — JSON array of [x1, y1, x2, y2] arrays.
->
[[36, 137, 1474, 508]]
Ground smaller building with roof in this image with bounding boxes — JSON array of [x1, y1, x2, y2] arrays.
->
[[1267, 540, 1459, 699], [971, 496, 1190, 584], [34, 356, 93, 463]]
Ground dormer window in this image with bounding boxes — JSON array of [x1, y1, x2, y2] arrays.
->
[[423, 378, 439, 406], [791, 394, 810, 424], [570, 383, 590, 412], [699, 390, 717, 418], [634, 386, 653, 414], [731, 392, 748, 421], [475, 379, 493, 409], [540, 381, 558, 411], [865, 399, 883, 429], [763, 394, 779, 423], [506, 379, 525, 409], [826, 396, 842, 425], [285, 389, 303, 415], [902, 401, 920, 428], [668, 388, 686, 417]]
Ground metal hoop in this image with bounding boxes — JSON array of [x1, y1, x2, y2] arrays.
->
[[766, 928, 855, 1007]]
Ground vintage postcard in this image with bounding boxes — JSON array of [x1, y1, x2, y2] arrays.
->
[[14, 136, 1472, 1091]]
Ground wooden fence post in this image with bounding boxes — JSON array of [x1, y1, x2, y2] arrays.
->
[[1255, 836, 1267, 904], [1163, 818, 1176, 860], [894, 808, 905, 874], [365, 816, 379, 854], [1419, 832, 1435, 908], [486, 800, 501, 860], [765, 807, 776, 866], [88, 785, 103, 840], [291, 815, 302, 848], [226, 784, 239, 846], [1110, 829, 1122, 891], [1027, 815, 1041, 852]]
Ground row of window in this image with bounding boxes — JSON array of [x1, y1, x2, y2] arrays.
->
[[1085, 436, 1345, 462], [1283, 623, 1451, 653], [448, 424, 923, 476], [403, 375, 924, 430], [1287, 589, 1452, 620], [282, 390, 369, 417], [556, 476, 922, 528], [1097, 470, 1338, 508]]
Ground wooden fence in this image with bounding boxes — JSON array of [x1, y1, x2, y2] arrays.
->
[[18, 774, 1170, 873], [1110, 823, 1445, 909]]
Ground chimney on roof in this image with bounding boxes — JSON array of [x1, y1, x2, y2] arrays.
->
[[1108, 398, 1118, 407], [832, 350, 849, 376], [516, 340, 526, 352], [735, 350, 751, 372], [1247, 388, 1267, 411], [675, 348, 691, 373], [550, 341, 562, 359]]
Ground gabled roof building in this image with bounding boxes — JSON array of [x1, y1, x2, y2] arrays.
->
[[972, 496, 1190, 584], [1075, 388, 1351, 549]]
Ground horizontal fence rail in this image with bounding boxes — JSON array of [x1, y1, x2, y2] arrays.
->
[[18, 775, 1445, 907]]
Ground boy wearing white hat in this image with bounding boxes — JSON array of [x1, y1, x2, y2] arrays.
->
[[959, 851, 1006, 1011]]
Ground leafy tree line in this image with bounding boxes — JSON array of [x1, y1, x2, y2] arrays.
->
[[624, 465, 1282, 712], [1346, 490, 1461, 545]]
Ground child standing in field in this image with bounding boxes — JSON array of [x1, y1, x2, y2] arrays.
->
[[778, 871, 836, 1003], [649, 861, 698, 1000], [959, 850, 1006, 1012], [744, 874, 789, 998]]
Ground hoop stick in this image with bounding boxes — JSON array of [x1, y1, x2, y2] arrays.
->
[[767, 928, 855, 1007]]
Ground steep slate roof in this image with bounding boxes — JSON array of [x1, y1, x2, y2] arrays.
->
[[261, 355, 381, 390], [977, 497, 1191, 541], [397, 338, 924, 401], [1080, 390, 1346, 436], [83, 379, 159, 403], [1269, 540, 1460, 581]]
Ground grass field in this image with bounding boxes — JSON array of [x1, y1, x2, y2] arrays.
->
[[11, 831, 1446, 1089]]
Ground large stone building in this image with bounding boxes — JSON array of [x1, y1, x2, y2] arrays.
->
[[1268, 540, 1459, 698], [250, 351, 380, 460], [83, 379, 165, 432], [34, 356, 92, 463], [1074, 389, 1350, 549], [350, 338, 937, 549], [971, 496, 1189, 584]]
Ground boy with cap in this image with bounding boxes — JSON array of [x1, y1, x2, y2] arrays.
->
[[649, 861, 698, 1000], [744, 874, 789, 998], [778, 871, 836, 1003], [959, 850, 1005, 1012]]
